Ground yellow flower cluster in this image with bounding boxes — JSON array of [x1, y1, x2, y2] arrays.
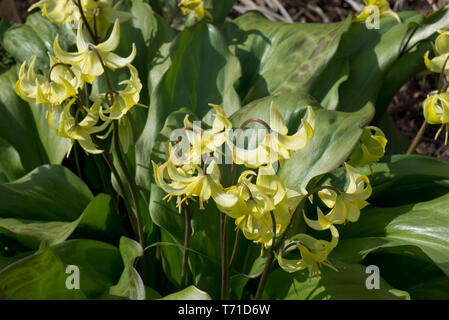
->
[[423, 30, 449, 144], [277, 164, 372, 273], [353, 0, 400, 23], [15, 10, 141, 154], [153, 103, 315, 248], [29, 0, 120, 37]]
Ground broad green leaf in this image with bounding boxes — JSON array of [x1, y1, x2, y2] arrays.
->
[[205, 0, 237, 25], [73, 194, 128, 245], [322, 12, 421, 113], [336, 193, 449, 277], [229, 92, 374, 190], [110, 236, 145, 300], [1, 13, 75, 73], [136, 22, 241, 192], [0, 165, 92, 222], [0, 137, 25, 182], [361, 246, 449, 300], [223, 11, 352, 104], [53, 239, 123, 299], [0, 244, 86, 299], [263, 260, 409, 300], [0, 67, 70, 174], [0, 240, 123, 299], [160, 285, 211, 300]]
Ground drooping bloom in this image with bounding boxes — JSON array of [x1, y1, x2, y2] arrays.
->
[[29, 0, 79, 24], [29, 0, 116, 36], [231, 102, 315, 168], [276, 225, 339, 273], [178, 0, 205, 19], [15, 56, 76, 108], [218, 166, 304, 248], [153, 147, 237, 212], [353, 0, 401, 23], [304, 163, 372, 230], [348, 126, 387, 168], [424, 30, 449, 73], [54, 19, 136, 83], [171, 104, 232, 166], [48, 98, 110, 154], [423, 91, 449, 144], [99, 64, 142, 120]]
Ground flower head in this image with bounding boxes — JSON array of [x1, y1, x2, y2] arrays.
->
[[99, 64, 142, 120], [304, 164, 372, 230], [14, 56, 76, 108], [423, 91, 449, 144], [178, 0, 205, 19], [348, 126, 387, 168], [232, 102, 315, 168], [353, 0, 401, 23], [54, 19, 136, 83], [276, 225, 339, 273], [49, 98, 110, 154], [424, 30, 449, 73]]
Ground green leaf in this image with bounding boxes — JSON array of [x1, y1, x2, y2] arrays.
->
[[0, 165, 92, 222], [229, 92, 374, 190], [136, 22, 241, 192], [0, 137, 25, 182], [74, 194, 128, 245], [223, 11, 352, 104], [205, 0, 237, 25], [1, 13, 75, 72], [160, 285, 211, 300], [110, 236, 145, 300], [337, 193, 449, 278], [263, 260, 409, 300], [0, 244, 86, 299], [53, 239, 123, 299], [0, 67, 70, 175]]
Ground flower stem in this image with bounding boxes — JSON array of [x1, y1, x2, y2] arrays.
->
[[112, 120, 148, 284], [406, 121, 427, 155], [180, 204, 191, 289], [75, 0, 98, 44], [254, 212, 276, 300], [220, 212, 228, 300]]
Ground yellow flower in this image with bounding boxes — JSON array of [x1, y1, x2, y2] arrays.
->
[[99, 64, 142, 120], [218, 166, 303, 248], [425, 30, 449, 74], [231, 102, 315, 168], [172, 104, 232, 166], [304, 164, 372, 230], [29, 0, 79, 24], [353, 0, 401, 23], [348, 126, 387, 168], [14, 56, 76, 108], [54, 19, 136, 83], [153, 150, 236, 212], [178, 0, 205, 19], [276, 225, 339, 273], [49, 98, 110, 154], [423, 92, 449, 144], [30, 0, 115, 36]]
